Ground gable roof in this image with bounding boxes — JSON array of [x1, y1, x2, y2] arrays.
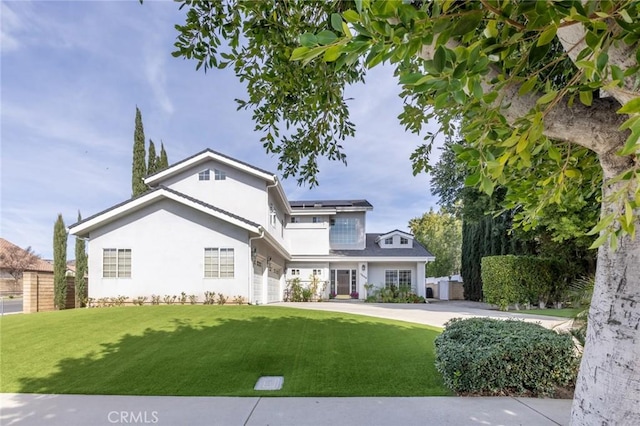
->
[[375, 229, 415, 242], [0, 238, 54, 272], [144, 148, 276, 186], [330, 233, 434, 258], [68, 186, 261, 237]]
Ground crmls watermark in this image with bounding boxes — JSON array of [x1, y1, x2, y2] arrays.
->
[[107, 411, 159, 424]]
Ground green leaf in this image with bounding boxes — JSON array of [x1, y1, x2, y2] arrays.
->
[[399, 73, 425, 85], [323, 45, 341, 62], [331, 13, 343, 33], [343, 9, 360, 23], [586, 213, 615, 236], [434, 45, 446, 73], [465, 173, 481, 186], [536, 90, 558, 105], [452, 11, 483, 36], [290, 46, 310, 61], [518, 76, 538, 96], [537, 25, 557, 46], [564, 168, 581, 178], [588, 232, 609, 249], [579, 90, 593, 106], [481, 176, 495, 196], [300, 33, 318, 47], [596, 52, 608, 72], [316, 30, 338, 45], [618, 98, 640, 114], [619, 9, 633, 23]]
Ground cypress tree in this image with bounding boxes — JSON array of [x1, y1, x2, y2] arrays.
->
[[53, 214, 68, 310], [147, 139, 157, 175], [158, 141, 169, 170], [74, 211, 88, 308], [132, 107, 147, 197]]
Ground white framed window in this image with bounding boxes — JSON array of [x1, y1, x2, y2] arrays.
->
[[385, 269, 412, 288], [313, 269, 322, 276], [290, 268, 300, 276], [385, 237, 393, 244], [312, 216, 320, 223], [214, 169, 226, 180], [198, 170, 210, 181], [103, 249, 131, 278], [400, 237, 409, 245], [269, 204, 277, 227], [204, 248, 234, 278], [290, 217, 300, 223], [329, 217, 358, 244]]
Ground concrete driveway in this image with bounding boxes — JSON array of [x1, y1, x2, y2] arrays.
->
[[270, 300, 573, 330]]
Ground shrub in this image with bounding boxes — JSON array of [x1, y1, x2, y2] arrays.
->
[[203, 291, 216, 305], [435, 318, 578, 397], [188, 294, 198, 305], [217, 294, 228, 305], [350, 291, 359, 299], [178, 292, 187, 305], [482, 255, 564, 310], [233, 295, 245, 305], [150, 295, 161, 305], [133, 296, 147, 306], [163, 295, 177, 305]]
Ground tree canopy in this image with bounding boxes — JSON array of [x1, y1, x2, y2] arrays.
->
[[171, 1, 640, 423]]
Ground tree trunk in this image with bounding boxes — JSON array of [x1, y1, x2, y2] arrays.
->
[[571, 157, 640, 425]]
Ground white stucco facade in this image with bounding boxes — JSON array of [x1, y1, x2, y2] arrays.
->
[[69, 149, 434, 303]]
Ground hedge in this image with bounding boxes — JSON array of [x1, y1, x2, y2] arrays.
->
[[434, 318, 578, 396], [481, 255, 562, 310]]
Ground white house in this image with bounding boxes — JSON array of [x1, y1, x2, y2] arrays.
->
[[68, 149, 434, 303]]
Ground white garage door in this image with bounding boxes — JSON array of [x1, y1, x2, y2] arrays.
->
[[253, 261, 263, 304], [267, 266, 281, 303]]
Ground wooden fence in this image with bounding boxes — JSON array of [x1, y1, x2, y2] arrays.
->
[[22, 271, 85, 313]]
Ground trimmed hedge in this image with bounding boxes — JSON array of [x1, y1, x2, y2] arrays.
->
[[481, 255, 561, 310], [434, 318, 578, 396]]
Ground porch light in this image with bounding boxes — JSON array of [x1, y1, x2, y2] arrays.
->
[[362, 264, 366, 271]]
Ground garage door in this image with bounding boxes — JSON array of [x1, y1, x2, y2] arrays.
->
[[253, 261, 263, 304], [267, 266, 281, 303]]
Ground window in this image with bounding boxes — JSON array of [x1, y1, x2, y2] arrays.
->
[[204, 248, 234, 278], [351, 269, 357, 293], [385, 237, 393, 244], [329, 217, 358, 244], [103, 249, 131, 278], [290, 217, 300, 223], [290, 269, 300, 276], [312, 216, 320, 223], [385, 269, 412, 289], [269, 204, 276, 227], [198, 170, 210, 181], [400, 237, 409, 245], [214, 169, 226, 180], [313, 269, 322, 276]]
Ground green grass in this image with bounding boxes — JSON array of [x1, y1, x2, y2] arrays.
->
[[0, 306, 449, 397], [513, 308, 581, 318]]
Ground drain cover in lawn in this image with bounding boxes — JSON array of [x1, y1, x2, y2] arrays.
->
[[254, 376, 284, 391]]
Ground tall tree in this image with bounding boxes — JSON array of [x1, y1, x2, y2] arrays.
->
[[0, 242, 40, 292], [147, 139, 158, 175], [409, 208, 461, 277], [172, 2, 640, 422], [132, 107, 147, 197], [74, 211, 87, 308], [53, 214, 67, 310], [158, 141, 169, 171]]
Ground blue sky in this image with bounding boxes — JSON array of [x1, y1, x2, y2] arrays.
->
[[1, 1, 442, 259]]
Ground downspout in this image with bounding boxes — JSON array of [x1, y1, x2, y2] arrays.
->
[[249, 227, 265, 304]]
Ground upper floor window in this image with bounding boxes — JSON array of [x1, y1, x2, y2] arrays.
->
[[204, 248, 234, 278], [329, 217, 358, 245], [269, 204, 277, 227], [312, 216, 320, 223], [313, 269, 322, 276], [103, 248, 131, 278], [385, 237, 393, 244], [214, 169, 226, 180], [290, 269, 300, 276], [400, 237, 409, 245], [291, 217, 300, 223], [198, 170, 210, 181]]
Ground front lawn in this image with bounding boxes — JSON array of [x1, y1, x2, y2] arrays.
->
[[0, 306, 449, 396]]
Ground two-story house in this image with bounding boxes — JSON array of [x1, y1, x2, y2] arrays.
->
[[68, 149, 434, 303]]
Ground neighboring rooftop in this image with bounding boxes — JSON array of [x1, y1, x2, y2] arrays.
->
[[289, 200, 373, 209], [331, 233, 434, 258], [0, 238, 54, 272]]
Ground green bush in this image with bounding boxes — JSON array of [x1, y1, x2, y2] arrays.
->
[[434, 318, 578, 396], [482, 255, 564, 310]]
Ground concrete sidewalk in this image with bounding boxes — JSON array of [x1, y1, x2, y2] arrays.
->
[[0, 393, 572, 425]]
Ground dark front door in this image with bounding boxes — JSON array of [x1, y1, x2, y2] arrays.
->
[[337, 270, 350, 295]]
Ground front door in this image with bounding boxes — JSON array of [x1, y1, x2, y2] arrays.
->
[[336, 270, 350, 295]]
